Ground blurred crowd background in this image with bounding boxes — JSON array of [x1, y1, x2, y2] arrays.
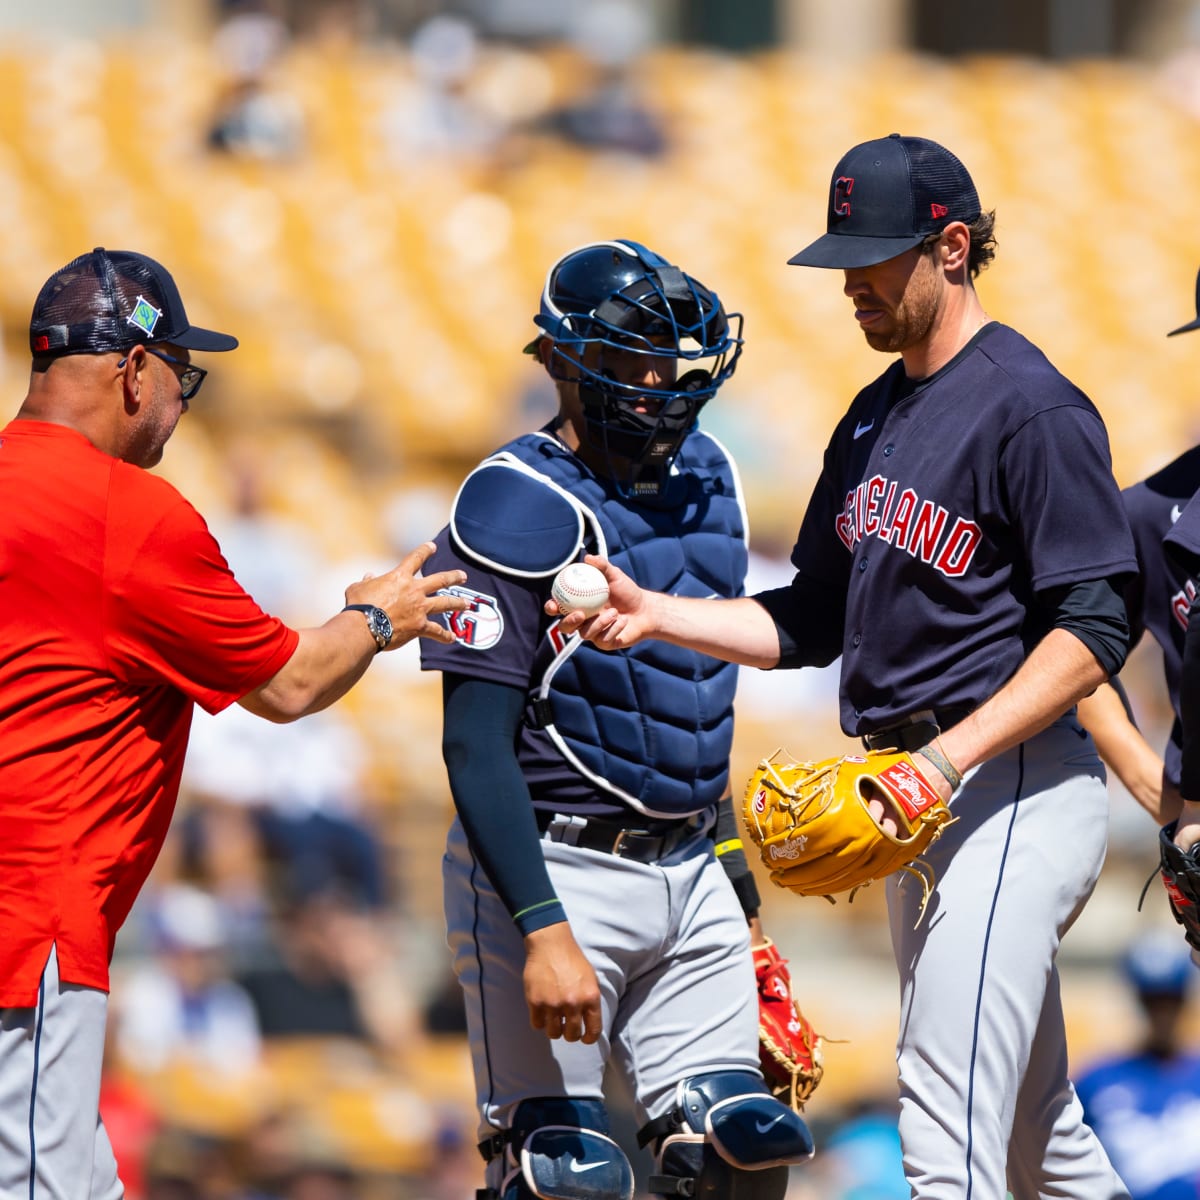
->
[[7, 0, 1200, 1195]]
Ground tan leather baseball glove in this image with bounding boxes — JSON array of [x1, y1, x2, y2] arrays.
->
[[742, 749, 955, 907]]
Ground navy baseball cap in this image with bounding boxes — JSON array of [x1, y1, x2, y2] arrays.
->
[[788, 134, 982, 270], [29, 247, 238, 358], [1168, 266, 1200, 337]]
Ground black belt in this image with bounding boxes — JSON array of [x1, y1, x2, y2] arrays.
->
[[535, 811, 698, 863], [862, 706, 972, 753]]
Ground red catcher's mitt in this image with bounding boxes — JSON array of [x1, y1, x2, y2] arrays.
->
[[753, 938, 824, 1111]]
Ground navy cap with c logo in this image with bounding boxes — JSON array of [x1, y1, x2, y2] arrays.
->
[[789, 133, 982, 270]]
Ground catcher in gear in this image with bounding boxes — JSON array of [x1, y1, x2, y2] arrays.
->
[[421, 240, 815, 1200], [743, 747, 957, 910]]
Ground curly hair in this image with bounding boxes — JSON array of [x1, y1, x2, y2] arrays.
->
[[922, 210, 997, 279]]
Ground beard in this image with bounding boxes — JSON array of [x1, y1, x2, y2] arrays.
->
[[861, 261, 941, 354]]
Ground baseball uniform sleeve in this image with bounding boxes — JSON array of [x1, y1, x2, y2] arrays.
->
[[419, 527, 548, 688], [1120, 484, 1155, 651], [1000, 405, 1137, 591], [1165, 492, 1200, 581]]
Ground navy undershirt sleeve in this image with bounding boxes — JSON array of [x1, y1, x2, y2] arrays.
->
[[1038, 574, 1131, 679], [753, 572, 846, 670], [1180, 596, 1200, 802], [441, 673, 566, 935]]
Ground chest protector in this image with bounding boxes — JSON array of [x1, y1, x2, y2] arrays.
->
[[450, 431, 747, 818]]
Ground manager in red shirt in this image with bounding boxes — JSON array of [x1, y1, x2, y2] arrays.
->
[[0, 247, 466, 1200]]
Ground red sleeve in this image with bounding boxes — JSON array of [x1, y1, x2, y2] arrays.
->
[[103, 467, 299, 714]]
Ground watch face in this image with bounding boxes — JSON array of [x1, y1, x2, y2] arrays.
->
[[367, 607, 393, 647]]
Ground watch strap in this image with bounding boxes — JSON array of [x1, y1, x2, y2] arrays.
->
[[342, 603, 390, 651]]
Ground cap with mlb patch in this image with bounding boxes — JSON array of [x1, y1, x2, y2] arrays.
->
[[788, 134, 982, 270], [29, 247, 238, 358]]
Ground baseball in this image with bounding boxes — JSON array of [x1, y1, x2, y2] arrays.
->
[[551, 562, 610, 617]]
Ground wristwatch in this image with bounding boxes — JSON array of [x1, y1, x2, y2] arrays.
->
[[342, 603, 393, 651]]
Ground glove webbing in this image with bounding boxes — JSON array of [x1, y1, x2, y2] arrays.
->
[[754, 750, 945, 925]]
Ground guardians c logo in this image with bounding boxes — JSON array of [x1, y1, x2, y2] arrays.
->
[[833, 176, 854, 218]]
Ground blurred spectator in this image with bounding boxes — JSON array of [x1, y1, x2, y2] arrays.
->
[[175, 797, 275, 973], [236, 889, 418, 1057], [100, 1022, 162, 1200], [185, 453, 392, 914], [407, 1115, 479, 1200], [183, 702, 391, 912], [533, 0, 668, 158], [419, 966, 468, 1037], [141, 1129, 246, 1200], [117, 884, 262, 1077], [536, 65, 668, 159], [1076, 931, 1200, 1199], [207, 444, 330, 628], [282, 1157, 358, 1200], [207, 0, 306, 160], [380, 14, 505, 165], [142, 1128, 206, 1200], [800, 1097, 908, 1199]]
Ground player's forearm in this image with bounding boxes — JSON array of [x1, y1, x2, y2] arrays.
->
[[240, 614, 377, 722], [940, 628, 1109, 775], [442, 676, 566, 933], [648, 593, 784, 668], [1077, 682, 1166, 820]]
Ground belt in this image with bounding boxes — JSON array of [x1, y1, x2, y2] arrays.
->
[[535, 811, 698, 863], [862, 706, 972, 753]]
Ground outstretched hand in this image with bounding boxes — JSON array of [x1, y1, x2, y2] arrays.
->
[[545, 555, 655, 650], [344, 541, 467, 649]]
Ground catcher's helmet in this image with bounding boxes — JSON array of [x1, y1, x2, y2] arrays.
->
[[528, 239, 743, 496]]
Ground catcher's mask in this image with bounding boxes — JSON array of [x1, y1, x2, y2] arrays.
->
[[526, 239, 743, 497]]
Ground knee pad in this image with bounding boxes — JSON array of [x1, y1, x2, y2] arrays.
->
[[638, 1071, 814, 1199], [479, 1097, 634, 1200]]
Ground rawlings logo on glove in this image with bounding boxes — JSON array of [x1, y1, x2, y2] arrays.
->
[[753, 938, 824, 1112], [742, 749, 956, 908]]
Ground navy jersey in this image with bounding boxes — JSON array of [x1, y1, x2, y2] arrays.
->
[[420, 428, 748, 822], [1164, 481, 1200, 586], [1123, 447, 1200, 787], [790, 322, 1137, 735]]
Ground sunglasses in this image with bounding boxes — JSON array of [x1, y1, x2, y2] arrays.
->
[[118, 346, 207, 401]]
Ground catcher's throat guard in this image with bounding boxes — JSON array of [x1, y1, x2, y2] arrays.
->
[[742, 749, 956, 915]]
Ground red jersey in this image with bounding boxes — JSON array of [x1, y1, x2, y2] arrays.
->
[[0, 421, 299, 1006]]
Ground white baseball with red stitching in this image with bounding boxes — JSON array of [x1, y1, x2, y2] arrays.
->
[[551, 562, 610, 617]]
